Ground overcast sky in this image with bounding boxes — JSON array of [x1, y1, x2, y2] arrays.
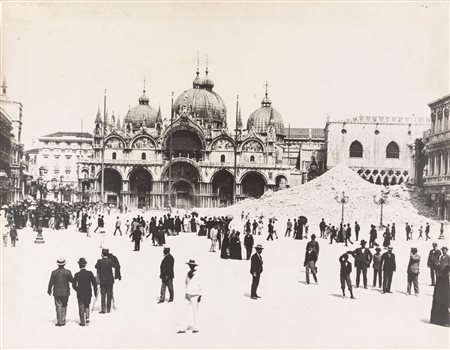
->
[[2, 1, 449, 149]]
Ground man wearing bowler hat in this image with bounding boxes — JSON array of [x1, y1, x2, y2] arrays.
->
[[250, 244, 264, 299], [349, 240, 372, 288], [427, 243, 441, 286], [159, 246, 174, 303], [381, 246, 396, 293], [73, 258, 98, 326], [47, 257, 73, 326]]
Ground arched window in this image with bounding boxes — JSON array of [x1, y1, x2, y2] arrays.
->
[[349, 141, 363, 158], [141, 152, 146, 160], [220, 155, 225, 163], [250, 155, 255, 162], [112, 152, 117, 160], [386, 142, 399, 159]]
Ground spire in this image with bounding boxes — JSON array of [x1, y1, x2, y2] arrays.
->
[[156, 105, 162, 123], [111, 111, 116, 127], [193, 53, 201, 88], [95, 105, 102, 123], [203, 55, 214, 90], [124, 105, 132, 123], [1, 77, 7, 95], [261, 81, 272, 107], [104, 108, 109, 126], [116, 115, 121, 130]]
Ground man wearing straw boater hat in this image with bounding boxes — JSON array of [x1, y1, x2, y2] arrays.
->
[[250, 244, 264, 299], [73, 258, 98, 326], [178, 259, 202, 334], [381, 246, 396, 294], [47, 257, 74, 326]]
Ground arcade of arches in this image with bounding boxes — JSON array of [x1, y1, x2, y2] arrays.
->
[[164, 130, 203, 161]]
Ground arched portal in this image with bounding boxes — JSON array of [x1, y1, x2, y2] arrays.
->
[[212, 170, 234, 207], [172, 180, 194, 209], [98, 168, 122, 206], [129, 168, 153, 208], [163, 161, 200, 208], [241, 172, 266, 198], [165, 129, 203, 161]]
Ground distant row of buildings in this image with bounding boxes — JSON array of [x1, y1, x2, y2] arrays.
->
[[1, 69, 448, 216]]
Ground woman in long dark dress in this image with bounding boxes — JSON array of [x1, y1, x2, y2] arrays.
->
[[221, 231, 230, 259], [430, 265, 450, 327], [190, 216, 197, 233], [382, 227, 391, 248]]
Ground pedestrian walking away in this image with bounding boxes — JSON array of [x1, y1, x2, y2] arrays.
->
[[95, 248, 118, 313], [113, 216, 122, 236], [159, 247, 174, 303], [72, 258, 98, 326], [354, 221, 360, 242], [250, 244, 264, 299], [47, 257, 74, 326], [244, 231, 254, 260]]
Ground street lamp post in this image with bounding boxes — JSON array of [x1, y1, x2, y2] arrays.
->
[[335, 191, 349, 228], [373, 189, 388, 227]]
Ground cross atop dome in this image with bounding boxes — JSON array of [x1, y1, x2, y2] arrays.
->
[[261, 80, 272, 107]]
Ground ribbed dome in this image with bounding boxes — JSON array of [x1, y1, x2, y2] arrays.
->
[[247, 93, 285, 135], [126, 90, 158, 129], [174, 69, 226, 125]]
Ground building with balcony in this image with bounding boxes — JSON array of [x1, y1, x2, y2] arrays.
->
[[78, 66, 326, 209], [27, 131, 93, 202], [325, 115, 430, 185], [423, 94, 450, 220]]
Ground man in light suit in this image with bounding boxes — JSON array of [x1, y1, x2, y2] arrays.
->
[[250, 244, 264, 299]]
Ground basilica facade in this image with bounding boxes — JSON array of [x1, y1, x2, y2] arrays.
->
[[78, 68, 320, 209]]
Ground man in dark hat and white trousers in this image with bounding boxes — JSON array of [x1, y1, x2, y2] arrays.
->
[[178, 259, 202, 334], [73, 258, 98, 326], [159, 246, 174, 303], [349, 240, 373, 288], [381, 246, 396, 294], [47, 257, 74, 326], [95, 247, 116, 313], [250, 244, 264, 299]]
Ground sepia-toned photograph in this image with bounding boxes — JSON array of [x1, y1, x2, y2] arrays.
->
[[1, 1, 449, 349]]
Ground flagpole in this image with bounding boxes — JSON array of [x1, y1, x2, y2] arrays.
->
[[100, 90, 106, 205], [233, 95, 239, 205], [168, 91, 174, 208]]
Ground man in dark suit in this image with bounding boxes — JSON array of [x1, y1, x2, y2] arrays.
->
[[244, 231, 254, 260], [47, 257, 74, 326], [349, 240, 373, 288], [73, 258, 98, 326], [159, 247, 174, 303], [95, 248, 116, 313], [130, 225, 144, 251], [427, 243, 441, 286], [250, 244, 264, 299], [304, 245, 318, 284], [381, 246, 396, 293]]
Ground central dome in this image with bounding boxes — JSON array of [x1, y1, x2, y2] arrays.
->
[[247, 92, 285, 135], [173, 68, 227, 127], [125, 90, 158, 129]]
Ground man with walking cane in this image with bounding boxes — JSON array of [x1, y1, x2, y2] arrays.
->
[[73, 258, 98, 326]]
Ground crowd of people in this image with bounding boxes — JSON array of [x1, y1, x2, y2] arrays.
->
[[2, 202, 449, 331]]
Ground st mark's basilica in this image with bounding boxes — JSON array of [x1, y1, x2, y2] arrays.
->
[[78, 67, 325, 209]]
